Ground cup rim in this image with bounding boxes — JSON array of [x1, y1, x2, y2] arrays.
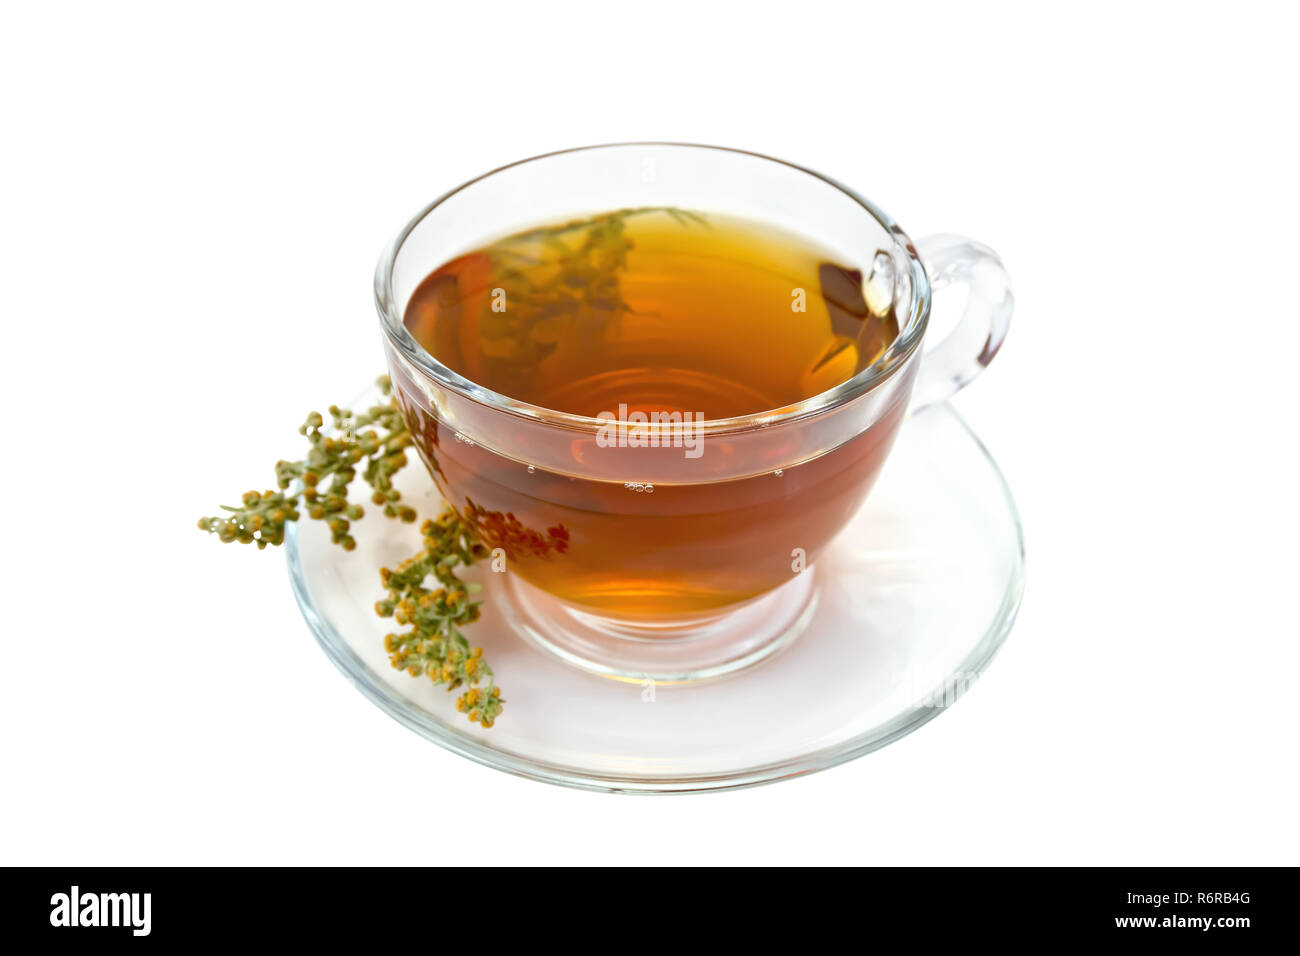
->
[[374, 142, 932, 436]]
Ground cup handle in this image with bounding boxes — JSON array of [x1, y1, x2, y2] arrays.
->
[[910, 234, 1014, 410]]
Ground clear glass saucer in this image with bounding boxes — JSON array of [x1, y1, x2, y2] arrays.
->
[[286, 401, 1025, 793]]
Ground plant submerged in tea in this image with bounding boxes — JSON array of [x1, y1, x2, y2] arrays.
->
[[197, 376, 504, 726]]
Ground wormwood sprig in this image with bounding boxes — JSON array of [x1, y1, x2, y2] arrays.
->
[[198, 376, 504, 727], [196, 376, 417, 551], [375, 509, 503, 727]]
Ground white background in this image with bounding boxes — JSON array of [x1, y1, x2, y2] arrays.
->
[[2, 1, 1297, 865]]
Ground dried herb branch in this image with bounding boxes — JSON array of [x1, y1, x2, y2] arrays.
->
[[376, 510, 503, 726], [197, 375, 503, 727], [196, 376, 416, 551], [195, 207, 700, 729]]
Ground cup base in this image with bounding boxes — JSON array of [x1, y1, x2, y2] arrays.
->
[[498, 570, 819, 684]]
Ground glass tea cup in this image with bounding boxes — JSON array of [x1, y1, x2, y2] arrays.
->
[[376, 144, 1012, 681]]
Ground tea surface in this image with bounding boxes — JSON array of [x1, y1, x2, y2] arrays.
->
[[404, 208, 898, 419]]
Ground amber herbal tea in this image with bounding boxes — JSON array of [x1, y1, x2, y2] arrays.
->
[[398, 208, 907, 618]]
